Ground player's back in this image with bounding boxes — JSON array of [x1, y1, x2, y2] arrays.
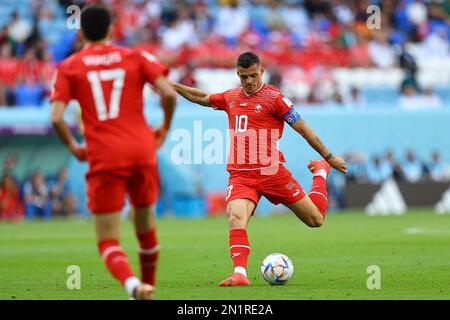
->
[[52, 43, 168, 173]]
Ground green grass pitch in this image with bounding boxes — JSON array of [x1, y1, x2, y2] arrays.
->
[[1, 209, 449, 300]]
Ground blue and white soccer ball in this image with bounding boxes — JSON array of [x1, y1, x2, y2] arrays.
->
[[260, 253, 294, 285]]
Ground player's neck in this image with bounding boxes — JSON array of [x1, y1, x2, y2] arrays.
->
[[84, 39, 112, 49], [243, 82, 265, 96]]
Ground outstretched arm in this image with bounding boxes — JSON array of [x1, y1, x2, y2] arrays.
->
[[291, 118, 347, 174], [171, 82, 212, 107]]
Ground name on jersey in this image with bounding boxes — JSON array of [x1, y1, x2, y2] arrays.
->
[[82, 52, 122, 66]]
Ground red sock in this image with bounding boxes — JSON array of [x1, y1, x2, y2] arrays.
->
[[229, 228, 250, 275], [308, 176, 328, 218], [98, 239, 135, 285], [136, 228, 159, 286]]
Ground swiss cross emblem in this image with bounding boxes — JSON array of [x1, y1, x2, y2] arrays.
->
[[286, 181, 295, 190], [255, 104, 262, 113]]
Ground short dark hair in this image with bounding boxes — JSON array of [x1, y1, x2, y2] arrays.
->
[[80, 5, 112, 42], [237, 51, 260, 68]]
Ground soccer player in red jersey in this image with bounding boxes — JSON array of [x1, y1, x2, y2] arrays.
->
[[50, 5, 177, 299], [171, 51, 347, 286]]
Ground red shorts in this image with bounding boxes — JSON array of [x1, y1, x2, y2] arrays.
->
[[86, 165, 159, 214], [225, 165, 306, 208]]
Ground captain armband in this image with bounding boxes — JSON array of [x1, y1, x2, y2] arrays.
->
[[283, 108, 301, 126]]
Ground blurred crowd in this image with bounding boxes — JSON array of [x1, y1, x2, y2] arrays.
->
[[0, 154, 77, 223], [344, 149, 449, 183], [326, 149, 449, 209], [0, 0, 449, 107]]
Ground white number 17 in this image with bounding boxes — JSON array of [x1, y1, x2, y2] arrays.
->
[[87, 68, 125, 121]]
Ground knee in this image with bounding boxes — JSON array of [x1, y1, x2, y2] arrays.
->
[[306, 214, 324, 228], [227, 204, 246, 229]]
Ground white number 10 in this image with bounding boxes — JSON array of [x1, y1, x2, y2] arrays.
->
[[87, 68, 125, 121], [234, 115, 248, 133]]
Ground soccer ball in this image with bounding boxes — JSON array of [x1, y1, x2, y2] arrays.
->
[[260, 253, 294, 285]]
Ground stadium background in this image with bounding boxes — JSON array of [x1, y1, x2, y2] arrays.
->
[[0, 0, 450, 302], [0, 0, 449, 218]]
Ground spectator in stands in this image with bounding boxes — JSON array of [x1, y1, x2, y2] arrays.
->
[[426, 151, 446, 182], [366, 156, 388, 184], [349, 33, 372, 67], [368, 30, 397, 68], [2, 153, 19, 181], [421, 26, 449, 59], [421, 87, 443, 108], [280, 1, 309, 43], [399, 42, 419, 93], [406, 0, 428, 41], [399, 83, 423, 109], [0, 43, 19, 106], [0, 174, 24, 223], [344, 152, 366, 182], [384, 149, 404, 181], [8, 12, 32, 51], [214, 0, 249, 46], [401, 150, 424, 183], [161, 8, 197, 50], [23, 170, 52, 220], [49, 168, 76, 217], [343, 86, 367, 108]]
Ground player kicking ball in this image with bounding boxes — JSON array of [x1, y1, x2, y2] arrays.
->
[[171, 52, 347, 286], [50, 5, 177, 298]]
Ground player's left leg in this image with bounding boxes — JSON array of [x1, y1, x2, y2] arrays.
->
[[285, 160, 331, 227], [260, 165, 324, 228], [93, 212, 152, 300], [128, 165, 160, 288], [131, 205, 159, 288]]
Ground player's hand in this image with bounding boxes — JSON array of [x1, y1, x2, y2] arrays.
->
[[69, 141, 87, 162], [154, 126, 168, 149], [328, 155, 347, 174]]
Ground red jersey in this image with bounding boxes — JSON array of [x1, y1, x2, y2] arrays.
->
[[51, 43, 168, 174], [209, 83, 296, 173]]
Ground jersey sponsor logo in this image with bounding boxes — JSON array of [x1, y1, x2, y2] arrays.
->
[[255, 104, 262, 113], [282, 96, 293, 107], [240, 102, 247, 107]]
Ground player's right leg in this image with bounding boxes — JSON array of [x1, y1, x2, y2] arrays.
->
[[220, 191, 258, 286], [87, 170, 152, 300]]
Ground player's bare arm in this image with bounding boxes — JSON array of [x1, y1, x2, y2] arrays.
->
[[154, 76, 177, 148], [171, 82, 212, 107], [50, 101, 87, 161], [291, 118, 347, 174]]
